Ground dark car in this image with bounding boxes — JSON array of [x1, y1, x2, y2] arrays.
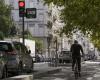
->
[[0, 41, 33, 75], [58, 50, 72, 63]]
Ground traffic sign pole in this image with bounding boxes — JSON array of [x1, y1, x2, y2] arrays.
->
[[22, 15, 25, 44], [18, 0, 25, 44]]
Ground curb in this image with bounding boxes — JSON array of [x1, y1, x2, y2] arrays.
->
[[34, 67, 62, 78], [2, 75, 33, 80], [2, 67, 62, 80]]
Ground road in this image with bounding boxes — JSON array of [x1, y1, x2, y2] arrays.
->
[[35, 61, 100, 80]]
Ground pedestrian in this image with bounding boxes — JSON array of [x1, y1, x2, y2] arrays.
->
[[70, 40, 84, 73]]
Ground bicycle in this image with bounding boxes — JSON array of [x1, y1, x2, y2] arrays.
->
[[73, 59, 81, 80]]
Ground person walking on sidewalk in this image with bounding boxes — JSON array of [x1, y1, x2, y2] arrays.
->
[[70, 40, 84, 73]]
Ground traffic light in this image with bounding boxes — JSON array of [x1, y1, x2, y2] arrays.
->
[[18, 1, 25, 17]]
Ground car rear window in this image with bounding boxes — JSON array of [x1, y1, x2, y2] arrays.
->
[[0, 42, 13, 52]]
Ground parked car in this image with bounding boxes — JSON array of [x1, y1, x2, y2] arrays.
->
[[0, 51, 8, 79], [58, 50, 72, 63], [0, 41, 33, 75]]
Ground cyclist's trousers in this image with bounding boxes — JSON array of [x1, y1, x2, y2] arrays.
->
[[72, 56, 81, 72]]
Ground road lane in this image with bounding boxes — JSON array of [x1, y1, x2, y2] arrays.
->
[[35, 61, 100, 80]]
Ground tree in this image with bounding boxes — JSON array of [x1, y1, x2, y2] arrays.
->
[[0, 31, 4, 40], [9, 26, 17, 36], [0, 0, 12, 37], [43, 0, 100, 49]]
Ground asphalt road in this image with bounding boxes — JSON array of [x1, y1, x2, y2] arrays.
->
[[35, 61, 100, 80]]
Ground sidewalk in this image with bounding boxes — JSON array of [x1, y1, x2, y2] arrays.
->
[[2, 62, 62, 80]]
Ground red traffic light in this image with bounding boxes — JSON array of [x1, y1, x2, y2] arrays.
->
[[19, 1, 25, 7], [18, 1, 25, 17]]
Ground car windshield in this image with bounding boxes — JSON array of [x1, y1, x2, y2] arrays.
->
[[0, 42, 13, 52]]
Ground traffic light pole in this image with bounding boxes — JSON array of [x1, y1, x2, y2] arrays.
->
[[22, 15, 25, 44], [18, 0, 25, 44]]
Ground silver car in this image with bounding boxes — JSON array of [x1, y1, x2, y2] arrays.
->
[[0, 51, 8, 79], [0, 41, 33, 75]]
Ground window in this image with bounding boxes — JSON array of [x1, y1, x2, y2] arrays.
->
[[39, 13, 44, 21], [30, 0, 33, 2], [20, 44, 28, 55], [0, 43, 13, 51], [37, 0, 39, 2], [9, 0, 14, 6], [38, 24, 44, 28], [13, 42, 22, 55], [14, 43, 20, 51], [14, 42, 28, 55], [29, 24, 35, 27]]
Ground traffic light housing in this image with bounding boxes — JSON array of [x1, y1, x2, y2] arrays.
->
[[18, 1, 25, 17]]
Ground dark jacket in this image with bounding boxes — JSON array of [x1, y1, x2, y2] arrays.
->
[[70, 43, 84, 57]]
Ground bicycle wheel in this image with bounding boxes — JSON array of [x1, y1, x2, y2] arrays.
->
[[74, 70, 78, 79], [74, 61, 79, 79]]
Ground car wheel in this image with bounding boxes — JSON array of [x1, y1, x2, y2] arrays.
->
[[2, 67, 8, 79]]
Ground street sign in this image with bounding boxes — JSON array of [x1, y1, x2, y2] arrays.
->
[[26, 8, 37, 18]]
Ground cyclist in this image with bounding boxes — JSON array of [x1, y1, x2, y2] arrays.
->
[[70, 40, 84, 75]]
